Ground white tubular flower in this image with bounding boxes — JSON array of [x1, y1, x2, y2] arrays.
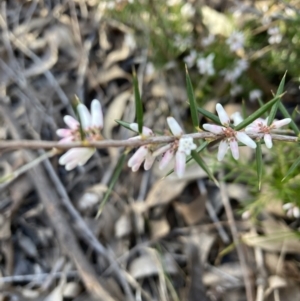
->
[[154, 117, 197, 178], [91, 99, 103, 129], [59, 148, 96, 171], [197, 54, 215, 76], [226, 31, 245, 52], [245, 117, 291, 148], [167, 117, 184, 136], [57, 99, 104, 170], [127, 124, 155, 172], [203, 103, 256, 161]]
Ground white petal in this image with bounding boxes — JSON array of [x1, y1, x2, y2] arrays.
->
[[202, 124, 224, 134], [91, 99, 103, 129], [236, 132, 257, 148], [216, 103, 230, 126], [167, 117, 183, 136], [231, 112, 243, 126], [128, 146, 148, 168], [63, 115, 79, 130], [144, 153, 155, 170], [264, 133, 273, 149], [58, 136, 75, 144], [282, 203, 293, 210], [217, 140, 228, 161], [159, 149, 174, 170], [272, 118, 291, 129], [77, 104, 92, 130], [77, 148, 96, 165], [56, 129, 73, 138], [229, 139, 239, 160], [65, 160, 80, 171], [175, 151, 186, 178], [59, 148, 94, 168], [293, 207, 300, 218], [129, 123, 153, 136], [152, 144, 172, 157]]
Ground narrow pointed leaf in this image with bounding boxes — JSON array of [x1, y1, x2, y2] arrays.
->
[[256, 140, 263, 191], [278, 102, 300, 135], [282, 156, 300, 182], [186, 66, 199, 130], [164, 141, 208, 178], [115, 119, 135, 132], [197, 107, 222, 125], [267, 72, 287, 126], [234, 93, 284, 131], [96, 153, 127, 218], [191, 150, 219, 187], [133, 69, 143, 134]]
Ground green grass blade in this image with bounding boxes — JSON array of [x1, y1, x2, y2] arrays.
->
[[255, 140, 263, 191], [278, 102, 300, 135], [267, 72, 287, 126], [115, 119, 135, 132], [282, 156, 300, 182], [185, 66, 199, 131], [234, 93, 284, 131], [191, 150, 219, 187], [197, 107, 222, 125], [96, 152, 127, 218], [133, 69, 144, 134]]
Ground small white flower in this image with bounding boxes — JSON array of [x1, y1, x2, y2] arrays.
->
[[203, 103, 256, 161], [178, 137, 197, 155], [267, 27, 282, 44], [184, 50, 197, 68], [283, 203, 300, 218], [197, 53, 215, 76], [222, 59, 248, 83], [230, 85, 243, 97], [181, 3, 195, 18], [202, 34, 215, 47], [245, 117, 291, 148], [226, 31, 245, 52], [249, 89, 262, 102]]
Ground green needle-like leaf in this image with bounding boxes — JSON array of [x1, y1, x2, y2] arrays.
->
[[133, 69, 144, 134], [96, 152, 127, 218], [191, 150, 219, 187], [115, 119, 134, 132], [278, 102, 300, 135], [267, 72, 287, 126], [197, 107, 222, 125], [234, 93, 284, 131], [163, 141, 208, 178], [282, 156, 300, 182], [255, 140, 263, 191], [185, 66, 199, 131]]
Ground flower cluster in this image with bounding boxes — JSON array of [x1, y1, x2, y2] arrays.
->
[[128, 117, 196, 178], [203, 104, 256, 161], [57, 99, 103, 170]]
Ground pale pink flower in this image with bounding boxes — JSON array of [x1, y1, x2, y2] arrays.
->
[[57, 99, 103, 170], [127, 123, 155, 172], [245, 117, 291, 148], [184, 50, 197, 68], [197, 54, 215, 76], [203, 104, 256, 161], [157, 117, 196, 178]]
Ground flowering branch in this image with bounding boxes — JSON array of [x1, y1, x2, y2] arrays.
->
[[0, 132, 297, 151]]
